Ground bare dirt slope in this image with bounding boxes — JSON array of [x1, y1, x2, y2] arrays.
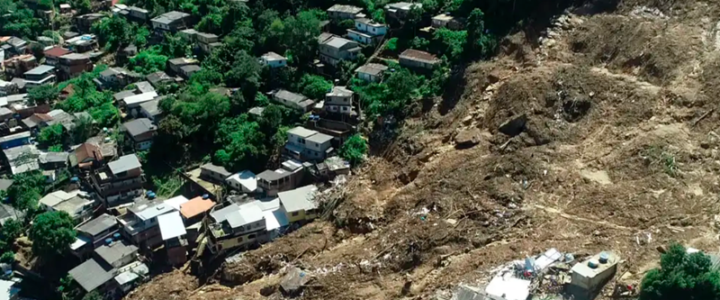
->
[[125, 1, 720, 299]]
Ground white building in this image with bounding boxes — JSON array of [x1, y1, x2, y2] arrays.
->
[[259, 52, 287, 68], [355, 63, 388, 82], [285, 126, 334, 161], [347, 18, 387, 45], [325, 86, 354, 115], [226, 170, 257, 193]]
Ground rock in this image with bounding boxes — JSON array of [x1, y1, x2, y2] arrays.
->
[[462, 115, 473, 125], [280, 267, 311, 297], [498, 114, 527, 137], [454, 128, 482, 149], [544, 39, 557, 48], [657, 245, 667, 253], [260, 285, 277, 296], [487, 71, 502, 83]]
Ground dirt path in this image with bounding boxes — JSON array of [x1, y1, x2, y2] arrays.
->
[[532, 204, 637, 231]]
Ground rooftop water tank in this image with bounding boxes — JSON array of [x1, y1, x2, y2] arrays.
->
[[599, 252, 609, 264], [587, 260, 599, 269], [202, 194, 209, 199], [105, 238, 113, 245], [113, 233, 121, 239]]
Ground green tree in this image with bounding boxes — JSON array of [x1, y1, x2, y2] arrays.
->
[[1, 219, 23, 243], [385, 67, 421, 113], [298, 74, 332, 100], [225, 50, 262, 101], [411, 36, 430, 51], [465, 8, 496, 58], [82, 291, 102, 300], [134, 26, 151, 47], [1, 9, 44, 38], [258, 104, 283, 136], [258, 10, 283, 51], [0, 251, 14, 264], [27, 85, 58, 105], [7, 171, 45, 212], [214, 116, 266, 171], [29, 211, 76, 258], [161, 32, 191, 58], [432, 28, 467, 61], [129, 47, 169, 74], [339, 134, 367, 166], [70, 114, 94, 145], [73, 0, 92, 14], [37, 124, 64, 148], [386, 37, 398, 52], [283, 10, 322, 65], [58, 274, 82, 300], [640, 243, 720, 300], [89, 102, 120, 127], [196, 6, 224, 34], [92, 15, 135, 50]]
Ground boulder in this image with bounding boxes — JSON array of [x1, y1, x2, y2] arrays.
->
[[498, 114, 527, 137], [280, 267, 310, 297], [454, 128, 483, 149]]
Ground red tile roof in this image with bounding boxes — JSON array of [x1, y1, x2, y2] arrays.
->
[[44, 46, 71, 58]]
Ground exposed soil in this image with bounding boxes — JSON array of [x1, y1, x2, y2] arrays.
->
[[125, 1, 720, 299]]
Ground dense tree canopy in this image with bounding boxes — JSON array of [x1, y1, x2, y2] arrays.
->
[[214, 115, 266, 171], [339, 134, 367, 166], [7, 171, 45, 212], [297, 74, 332, 100], [37, 124, 64, 149], [129, 47, 170, 74], [29, 211, 76, 259], [28, 85, 58, 105], [641, 244, 720, 300], [92, 15, 150, 50]]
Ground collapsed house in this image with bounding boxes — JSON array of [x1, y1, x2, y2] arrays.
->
[[453, 249, 620, 300]]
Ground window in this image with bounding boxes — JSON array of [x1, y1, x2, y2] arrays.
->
[[248, 234, 256, 239], [291, 212, 299, 216], [237, 237, 243, 242], [315, 143, 319, 147]]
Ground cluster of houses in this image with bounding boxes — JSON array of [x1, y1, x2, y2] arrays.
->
[[0, 1, 469, 298], [0, 117, 352, 299]]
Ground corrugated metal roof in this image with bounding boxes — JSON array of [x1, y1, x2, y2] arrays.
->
[[24, 65, 54, 76], [77, 214, 117, 236], [108, 154, 141, 175], [278, 185, 318, 213], [158, 211, 186, 240], [69, 258, 115, 292]]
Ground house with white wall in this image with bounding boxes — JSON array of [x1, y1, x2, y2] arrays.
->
[[259, 52, 287, 68], [285, 126, 334, 161], [347, 18, 387, 45], [355, 63, 388, 82]]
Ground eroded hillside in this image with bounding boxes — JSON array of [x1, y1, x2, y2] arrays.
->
[[125, 1, 720, 299]]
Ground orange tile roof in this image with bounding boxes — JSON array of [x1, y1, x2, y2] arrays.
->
[[180, 197, 216, 219]]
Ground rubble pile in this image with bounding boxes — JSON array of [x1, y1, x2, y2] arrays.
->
[[451, 249, 620, 300]]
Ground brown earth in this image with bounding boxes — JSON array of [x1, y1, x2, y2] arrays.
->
[[125, 1, 720, 299]]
